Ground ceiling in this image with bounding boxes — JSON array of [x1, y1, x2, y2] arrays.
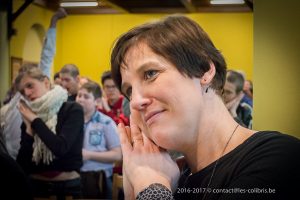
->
[[33, 0, 253, 14]]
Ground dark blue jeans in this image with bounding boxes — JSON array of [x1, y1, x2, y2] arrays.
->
[[30, 177, 82, 200]]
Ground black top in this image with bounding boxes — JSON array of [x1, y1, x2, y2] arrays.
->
[[17, 102, 84, 174], [67, 94, 77, 102], [1, 150, 33, 200], [136, 131, 300, 200], [174, 131, 300, 200]]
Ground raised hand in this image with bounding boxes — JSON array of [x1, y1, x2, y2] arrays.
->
[[118, 109, 180, 197], [50, 8, 67, 28]]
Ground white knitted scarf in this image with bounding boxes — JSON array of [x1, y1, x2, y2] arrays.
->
[[27, 85, 68, 165]]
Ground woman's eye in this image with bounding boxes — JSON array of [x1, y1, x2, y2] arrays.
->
[[26, 83, 33, 89], [144, 70, 158, 80]]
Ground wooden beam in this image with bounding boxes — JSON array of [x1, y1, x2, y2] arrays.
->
[[33, 0, 47, 7], [12, 0, 33, 21], [245, 0, 253, 11], [129, 7, 187, 14], [101, 0, 129, 13], [180, 0, 197, 13]]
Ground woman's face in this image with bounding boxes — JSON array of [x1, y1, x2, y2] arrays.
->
[[19, 75, 50, 101], [120, 42, 204, 150]]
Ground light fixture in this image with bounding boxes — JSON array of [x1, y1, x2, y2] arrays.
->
[[210, 0, 245, 5], [60, 1, 99, 7]]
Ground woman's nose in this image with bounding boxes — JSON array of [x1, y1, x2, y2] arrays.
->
[[130, 88, 151, 111]]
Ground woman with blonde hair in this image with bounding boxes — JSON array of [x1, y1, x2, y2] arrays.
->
[[16, 64, 84, 199]]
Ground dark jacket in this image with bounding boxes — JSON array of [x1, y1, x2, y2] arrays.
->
[[17, 102, 84, 174]]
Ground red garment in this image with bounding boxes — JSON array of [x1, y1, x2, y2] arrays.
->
[[98, 96, 129, 126]]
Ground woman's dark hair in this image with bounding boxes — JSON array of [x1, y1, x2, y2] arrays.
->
[[111, 15, 226, 95]]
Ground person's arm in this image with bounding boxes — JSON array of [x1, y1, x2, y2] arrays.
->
[[39, 28, 55, 78], [2, 92, 23, 159], [30, 103, 84, 157], [39, 8, 67, 78], [82, 147, 122, 163], [83, 117, 122, 162]]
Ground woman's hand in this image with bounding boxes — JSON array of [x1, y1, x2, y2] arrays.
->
[[118, 110, 180, 197], [18, 100, 37, 136], [18, 100, 38, 122]]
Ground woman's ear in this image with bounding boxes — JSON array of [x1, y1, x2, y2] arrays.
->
[[200, 62, 216, 85]]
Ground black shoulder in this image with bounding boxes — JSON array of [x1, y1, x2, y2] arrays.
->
[[59, 101, 83, 113], [255, 131, 300, 146], [57, 102, 84, 119]]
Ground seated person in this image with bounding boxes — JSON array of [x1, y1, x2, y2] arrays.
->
[[223, 70, 253, 128], [76, 80, 122, 199], [98, 71, 129, 125]]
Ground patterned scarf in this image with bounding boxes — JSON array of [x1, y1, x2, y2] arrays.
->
[[27, 85, 68, 164]]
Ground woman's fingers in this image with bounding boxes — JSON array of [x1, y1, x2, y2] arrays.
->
[[118, 123, 133, 153], [131, 124, 144, 147], [129, 110, 144, 146], [125, 126, 131, 143]]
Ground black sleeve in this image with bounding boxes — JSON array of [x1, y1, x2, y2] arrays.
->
[[16, 123, 35, 174], [30, 102, 84, 157]]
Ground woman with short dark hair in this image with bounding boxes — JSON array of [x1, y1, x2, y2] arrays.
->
[[111, 15, 300, 200]]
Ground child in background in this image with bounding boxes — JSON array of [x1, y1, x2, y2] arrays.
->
[[76, 80, 122, 199]]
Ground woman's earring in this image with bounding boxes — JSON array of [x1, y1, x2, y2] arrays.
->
[[205, 87, 209, 93]]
